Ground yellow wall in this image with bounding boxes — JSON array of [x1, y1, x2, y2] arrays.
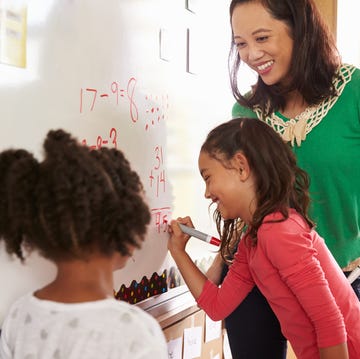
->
[[314, 0, 337, 37]]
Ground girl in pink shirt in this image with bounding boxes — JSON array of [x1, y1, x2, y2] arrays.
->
[[168, 118, 360, 359]]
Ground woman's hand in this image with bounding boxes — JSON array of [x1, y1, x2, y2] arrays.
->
[[168, 216, 194, 254]]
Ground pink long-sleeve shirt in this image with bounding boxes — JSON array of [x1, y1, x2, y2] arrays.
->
[[197, 210, 360, 359]]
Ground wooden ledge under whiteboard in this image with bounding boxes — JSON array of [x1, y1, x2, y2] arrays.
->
[[136, 285, 199, 329]]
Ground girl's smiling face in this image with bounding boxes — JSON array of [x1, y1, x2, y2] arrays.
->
[[198, 150, 257, 222], [231, 1, 294, 86]]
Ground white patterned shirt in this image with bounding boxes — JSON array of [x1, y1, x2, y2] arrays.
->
[[0, 293, 168, 359]]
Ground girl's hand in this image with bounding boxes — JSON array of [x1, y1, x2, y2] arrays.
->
[[168, 216, 194, 254], [167, 216, 208, 300]]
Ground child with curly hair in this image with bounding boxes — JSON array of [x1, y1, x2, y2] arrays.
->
[[0, 129, 168, 359]]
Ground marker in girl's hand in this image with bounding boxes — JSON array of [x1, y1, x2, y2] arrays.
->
[[178, 223, 221, 247]]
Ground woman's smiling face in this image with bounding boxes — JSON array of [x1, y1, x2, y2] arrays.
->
[[231, 1, 294, 86]]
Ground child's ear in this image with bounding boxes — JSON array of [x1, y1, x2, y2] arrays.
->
[[233, 151, 250, 181]]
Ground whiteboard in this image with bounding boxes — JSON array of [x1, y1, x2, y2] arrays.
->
[[0, 0, 233, 324]]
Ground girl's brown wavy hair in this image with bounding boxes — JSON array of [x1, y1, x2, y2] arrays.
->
[[201, 118, 314, 263]]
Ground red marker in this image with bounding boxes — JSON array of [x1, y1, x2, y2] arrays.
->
[[178, 223, 221, 247]]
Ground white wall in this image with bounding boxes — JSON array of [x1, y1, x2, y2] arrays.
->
[[337, 0, 360, 67]]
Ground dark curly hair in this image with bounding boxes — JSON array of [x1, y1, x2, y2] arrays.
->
[[201, 118, 314, 263], [229, 0, 341, 116], [0, 129, 150, 262]]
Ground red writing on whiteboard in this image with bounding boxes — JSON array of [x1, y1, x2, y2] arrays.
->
[[79, 77, 138, 123], [151, 206, 171, 233], [144, 94, 169, 131], [81, 128, 118, 149], [149, 145, 166, 197]]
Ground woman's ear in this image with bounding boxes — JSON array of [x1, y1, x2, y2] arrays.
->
[[233, 151, 250, 181]]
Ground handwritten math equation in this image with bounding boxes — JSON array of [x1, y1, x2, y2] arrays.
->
[[151, 206, 171, 233], [149, 145, 166, 198], [79, 77, 169, 131], [81, 127, 117, 149], [79, 78, 171, 236]]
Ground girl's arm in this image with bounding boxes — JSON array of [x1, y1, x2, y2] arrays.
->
[[205, 253, 224, 285], [206, 234, 239, 285], [319, 344, 349, 359], [169, 217, 255, 321], [168, 218, 207, 299]]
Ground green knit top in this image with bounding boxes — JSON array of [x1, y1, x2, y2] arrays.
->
[[232, 64, 360, 268]]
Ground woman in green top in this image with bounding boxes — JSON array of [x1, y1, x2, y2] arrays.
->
[[206, 0, 360, 358]]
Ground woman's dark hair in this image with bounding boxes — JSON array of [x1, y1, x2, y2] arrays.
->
[[229, 0, 341, 116], [201, 118, 314, 262], [0, 129, 150, 261]]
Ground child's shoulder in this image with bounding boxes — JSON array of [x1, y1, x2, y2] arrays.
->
[[4, 292, 33, 314], [260, 210, 311, 236], [106, 299, 163, 331], [0, 292, 33, 336]]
